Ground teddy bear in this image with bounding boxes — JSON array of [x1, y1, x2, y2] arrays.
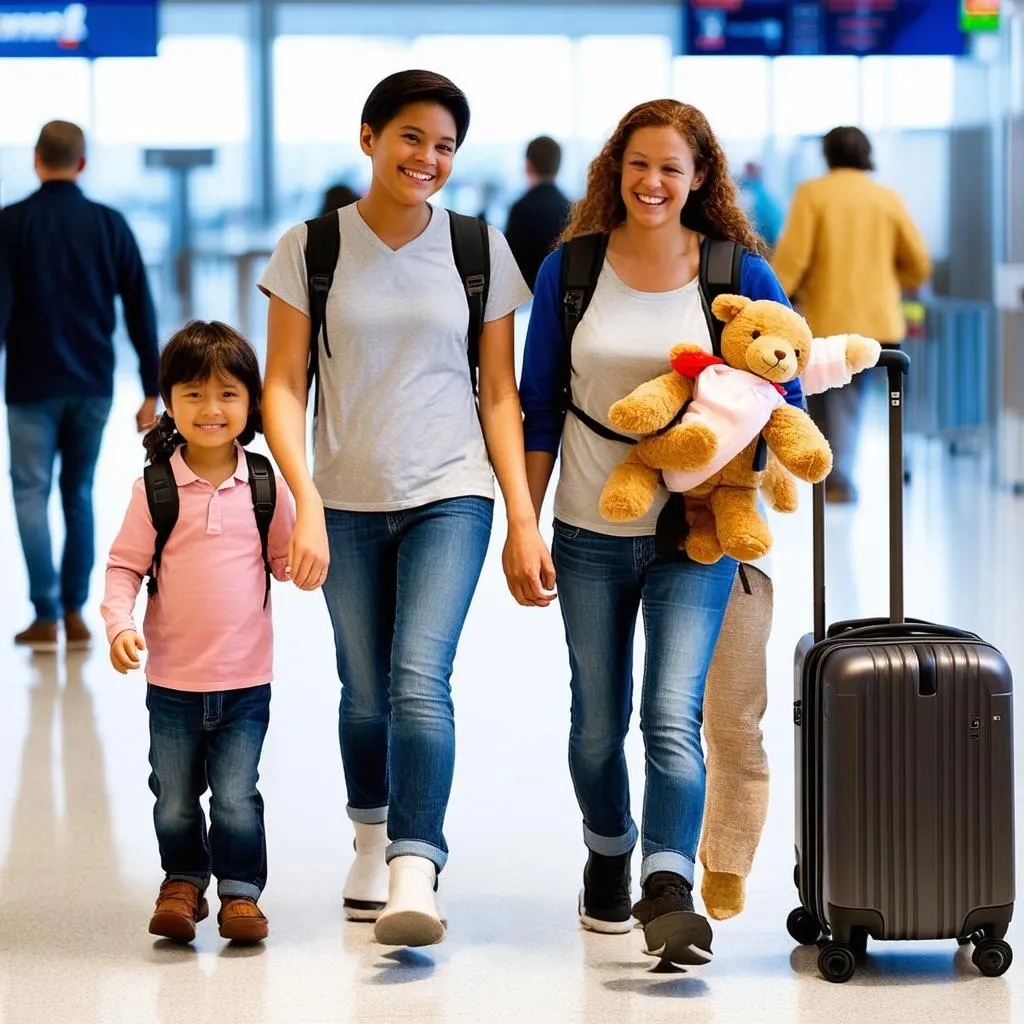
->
[[598, 295, 833, 563]]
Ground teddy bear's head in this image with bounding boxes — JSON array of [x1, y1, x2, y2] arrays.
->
[[710, 295, 813, 384]]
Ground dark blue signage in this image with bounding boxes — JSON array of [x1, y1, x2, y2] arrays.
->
[[682, 1, 968, 57], [0, 2, 158, 58]]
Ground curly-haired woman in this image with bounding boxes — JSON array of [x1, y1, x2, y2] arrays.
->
[[515, 99, 805, 966]]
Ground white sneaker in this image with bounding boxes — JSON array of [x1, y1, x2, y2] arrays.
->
[[373, 855, 446, 947], [343, 821, 389, 921]]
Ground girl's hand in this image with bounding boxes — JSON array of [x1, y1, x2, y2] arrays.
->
[[503, 522, 556, 608], [289, 499, 330, 591], [110, 630, 145, 674]]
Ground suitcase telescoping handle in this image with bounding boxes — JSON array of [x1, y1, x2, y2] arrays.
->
[[813, 348, 911, 643]]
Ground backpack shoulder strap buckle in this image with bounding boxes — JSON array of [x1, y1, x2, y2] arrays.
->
[[309, 272, 332, 296], [563, 290, 584, 319]]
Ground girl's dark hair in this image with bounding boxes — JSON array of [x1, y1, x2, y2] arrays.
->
[[822, 126, 875, 171], [562, 99, 765, 256], [143, 320, 263, 463], [360, 70, 471, 149]]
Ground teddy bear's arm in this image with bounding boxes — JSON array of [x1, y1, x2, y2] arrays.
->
[[599, 448, 662, 522], [761, 405, 832, 483], [800, 334, 881, 397], [608, 372, 694, 435]]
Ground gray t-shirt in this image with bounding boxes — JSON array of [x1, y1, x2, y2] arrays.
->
[[258, 204, 531, 511]]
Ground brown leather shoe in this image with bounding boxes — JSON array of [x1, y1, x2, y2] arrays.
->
[[218, 897, 269, 942], [149, 880, 209, 943], [64, 611, 92, 650], [14, 620, 58, 653]]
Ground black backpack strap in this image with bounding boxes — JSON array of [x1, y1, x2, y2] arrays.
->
[[560, 232, 609, 365], [699, 237, 768, 469], [303, 212, 342, 415], [449, 211, 490, 396], [558, 233, 638, 443], [245, 450, 277, 610], [698, 237, 743, 359], [143, 460, 180, 597]]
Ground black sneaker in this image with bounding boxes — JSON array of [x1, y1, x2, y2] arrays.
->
[[578, 850, 633, 934], [632, 871, 713, 965]]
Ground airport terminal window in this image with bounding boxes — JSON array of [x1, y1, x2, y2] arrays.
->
[[885, 57, 955, 129], [0, 58, 90, 146], [672, 56, 770, 141], [577, 36, 673, 141], [771, 56, 860, 138], [93, 37, 249, 147]]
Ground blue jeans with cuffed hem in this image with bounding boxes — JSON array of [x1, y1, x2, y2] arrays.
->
[[552, 521, 737, 888], [147, 683, 270, 901], [321, 497, 493, 873]]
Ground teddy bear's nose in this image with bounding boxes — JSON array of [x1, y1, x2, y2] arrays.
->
[[774, 349, 787, 361]]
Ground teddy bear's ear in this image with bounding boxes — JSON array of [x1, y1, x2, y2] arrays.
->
[[711, 294, 751, 323]]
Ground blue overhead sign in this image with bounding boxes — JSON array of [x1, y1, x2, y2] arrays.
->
[[682, 1, 968, 57], [0, 2, 158, 58]]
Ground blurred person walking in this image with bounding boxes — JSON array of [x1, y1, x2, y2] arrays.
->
[[0, 120, 160, 650], [772, 126, 930, 502], [505, 136, 572, 290]]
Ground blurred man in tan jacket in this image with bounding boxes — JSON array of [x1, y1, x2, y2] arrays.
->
[[773, 126, 931, 502]]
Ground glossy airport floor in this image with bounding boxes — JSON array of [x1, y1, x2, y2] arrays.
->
[[0, 382, 1019, 1024]]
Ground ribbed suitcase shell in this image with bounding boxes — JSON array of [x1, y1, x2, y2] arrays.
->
[[796, 632, 1015, 942]]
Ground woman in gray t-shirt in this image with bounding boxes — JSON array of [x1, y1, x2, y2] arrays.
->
[[259, 71, 546, 948]]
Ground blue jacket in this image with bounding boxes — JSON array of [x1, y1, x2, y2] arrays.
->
[[0, 181, 159, 404], [520, 244, 804, 453]]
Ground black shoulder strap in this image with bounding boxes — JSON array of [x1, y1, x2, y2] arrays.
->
[[449, 211, 490, 396], [698, 237, 743, 359], [699, 237, 769, 470], [560, 232, 609, 366], [245, 450, 277, 610], [558, 232, 637, 444], [303, 211, 342, 414], [143, 460, 180, 597]]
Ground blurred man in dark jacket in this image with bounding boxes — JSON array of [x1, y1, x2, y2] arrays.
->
[[0, 120, 160, 650], [505, 136, 572, 290]]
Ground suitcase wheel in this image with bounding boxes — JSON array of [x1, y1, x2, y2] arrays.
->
[[973, 938, 1013, 978], [818, 943, 857, 984], [787, 907, 822, 946]]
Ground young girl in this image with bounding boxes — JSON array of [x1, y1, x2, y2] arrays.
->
[[101, 321, 295, 944], [517, 99, 806, 967], [258, 70, 542, 947]]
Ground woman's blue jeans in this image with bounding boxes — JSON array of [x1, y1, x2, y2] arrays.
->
[[552, 521, 737, 886]]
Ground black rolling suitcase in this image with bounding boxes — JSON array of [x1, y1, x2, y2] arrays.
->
[[788, 349, 1015, 983]]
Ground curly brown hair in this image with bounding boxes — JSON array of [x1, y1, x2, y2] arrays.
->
[[562, 99, 765, 256]]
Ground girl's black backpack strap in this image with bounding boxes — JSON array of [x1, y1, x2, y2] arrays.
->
[[244, 450, 277, 609], [143, 460, 180, 597]]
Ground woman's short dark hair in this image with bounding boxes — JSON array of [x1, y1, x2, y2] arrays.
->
[[822, 126, 875, 171], [360, 70, 470, 149], [143, 321, 263, 462]]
